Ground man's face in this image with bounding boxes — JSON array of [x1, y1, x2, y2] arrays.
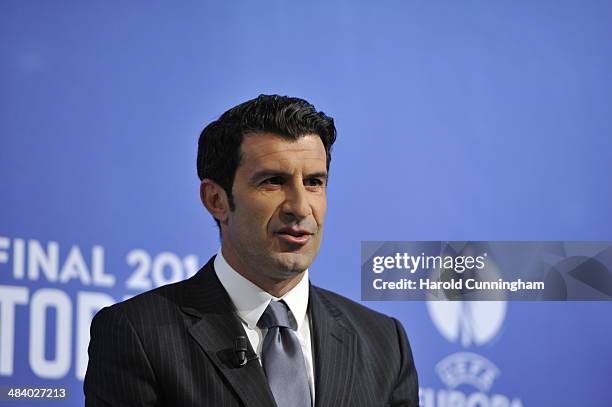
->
[[221, 133, 327, 283]]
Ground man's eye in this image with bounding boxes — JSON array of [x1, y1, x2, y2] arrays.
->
[[305, 178, 324, 187], [263, 177, 284, 185]]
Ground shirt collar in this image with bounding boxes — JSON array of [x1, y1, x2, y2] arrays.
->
[[214, 249, 310, 331]]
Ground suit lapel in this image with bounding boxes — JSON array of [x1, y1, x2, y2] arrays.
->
[[179, 258, 276, 407], [309, 286, 357, 407]]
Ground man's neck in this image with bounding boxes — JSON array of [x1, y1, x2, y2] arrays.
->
[[220, 247, 306, 298]]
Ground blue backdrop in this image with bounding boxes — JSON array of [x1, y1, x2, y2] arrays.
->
[[1, 1, 611, 406]]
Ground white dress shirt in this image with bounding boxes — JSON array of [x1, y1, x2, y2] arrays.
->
[[214, 251, 315, 402]]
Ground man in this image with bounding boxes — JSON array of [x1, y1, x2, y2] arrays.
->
[[84, 95, 418, 406]]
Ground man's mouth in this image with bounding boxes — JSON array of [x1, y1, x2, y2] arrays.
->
[[274, 227, 314, 245]]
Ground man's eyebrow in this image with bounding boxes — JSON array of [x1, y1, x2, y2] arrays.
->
[[248, 170, 328, 184], [304, 171, 328, 180]]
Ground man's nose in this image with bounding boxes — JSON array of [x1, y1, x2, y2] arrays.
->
[[280, 183, 312, 221]]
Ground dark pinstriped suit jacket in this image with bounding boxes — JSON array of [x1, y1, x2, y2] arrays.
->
[[84, 257, 418, 406]]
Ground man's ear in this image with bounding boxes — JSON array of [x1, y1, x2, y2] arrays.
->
[[200, 179, 230, 223]]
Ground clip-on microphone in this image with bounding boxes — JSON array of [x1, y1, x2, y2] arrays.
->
[[233, 336, 258, 367]]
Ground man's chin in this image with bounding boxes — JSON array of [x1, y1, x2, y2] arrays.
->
[[271, 252, 313, 275]]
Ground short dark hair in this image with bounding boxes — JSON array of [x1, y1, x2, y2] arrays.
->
[[197, 94, 337, 224]]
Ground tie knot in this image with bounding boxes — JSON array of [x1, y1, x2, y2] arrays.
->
[[258, 300, 296, 330]]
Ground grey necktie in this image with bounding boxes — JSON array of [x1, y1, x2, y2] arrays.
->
[[257, 300, 312, 407]]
